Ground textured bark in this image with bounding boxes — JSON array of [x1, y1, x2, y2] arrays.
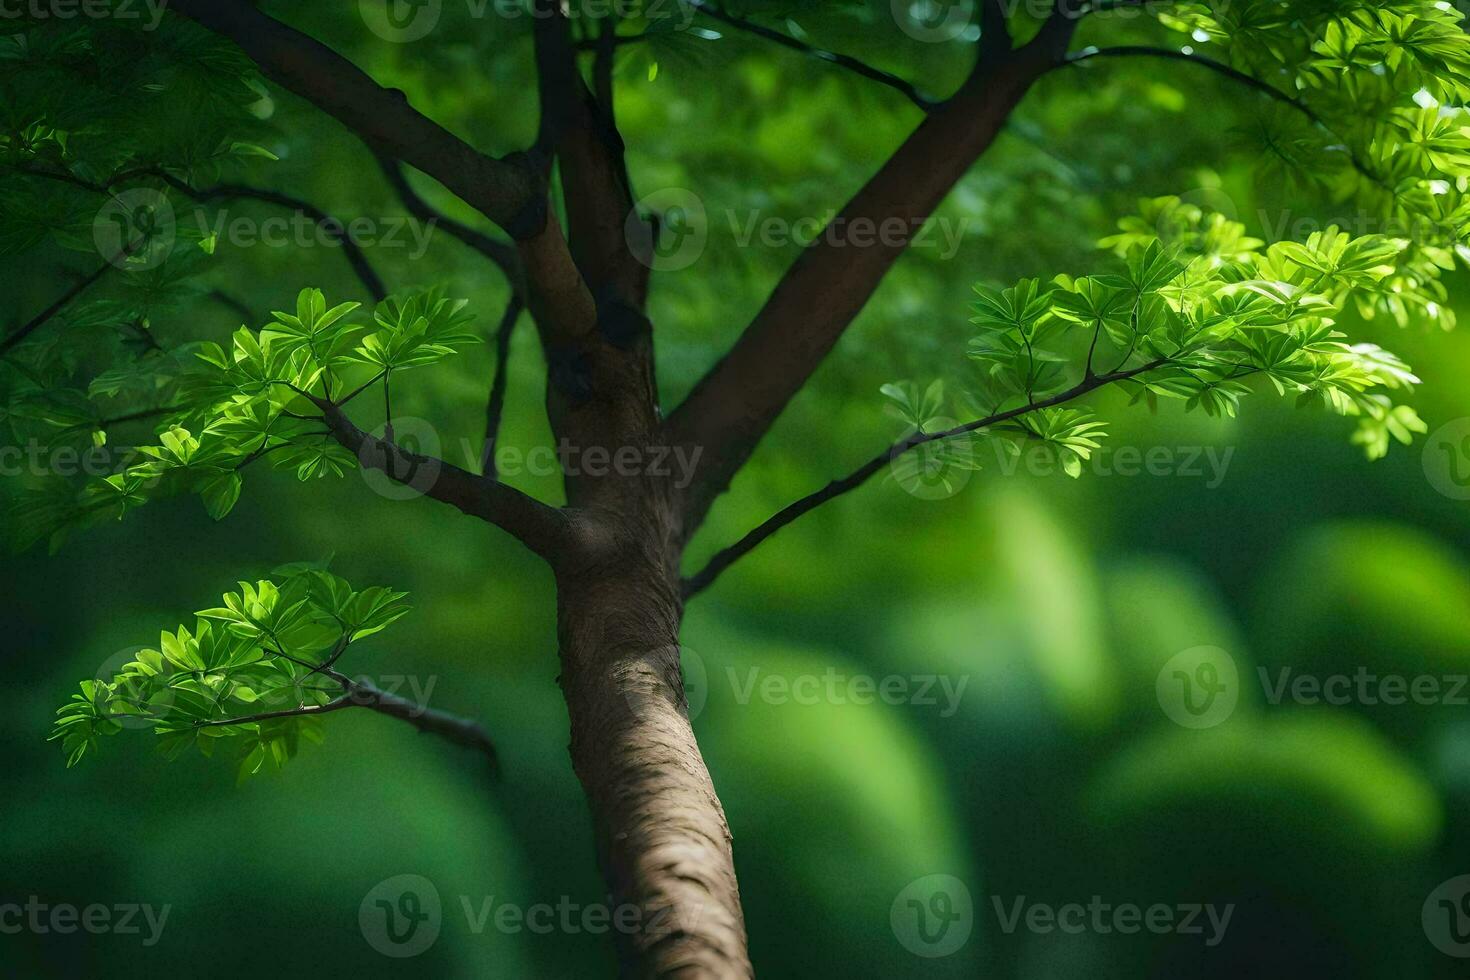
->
[[556, 540, 751, 978], [167, 6, 1080, 975]]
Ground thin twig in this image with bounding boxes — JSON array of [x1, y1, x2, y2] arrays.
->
[[481, 296, 524, 476], [683, 357, 1169, 597], [687, 0, 937, 110], [0, 260, 115, 355], [1061, 46, 1386, 186]]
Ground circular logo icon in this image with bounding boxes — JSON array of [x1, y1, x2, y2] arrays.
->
[[1423, 418, 1470, 501], [889, 423, 977, 501], [891, 874, 973, 958], [891, 0, 973, 43], [360, 0, 442, 42], [626, 188, 707, 272], [681, 646, 708, 721], [95, 646, 173, 730], [359, 416, 442, 501], [1154, 186, 1240, 247], [360, 874, 442, 958], [1423, 875, 1470, 958], [622, 645, 708, 722], [1157, 646, 1239, 729], [93, 188, 175, 270]]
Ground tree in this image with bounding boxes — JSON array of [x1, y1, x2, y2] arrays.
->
[[4, 0, 1467, 975]]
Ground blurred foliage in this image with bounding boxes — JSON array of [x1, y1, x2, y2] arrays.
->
[[4, 1, 1470, 977]]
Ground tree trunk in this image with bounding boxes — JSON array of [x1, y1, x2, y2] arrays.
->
[[556, 552, 752, 978]]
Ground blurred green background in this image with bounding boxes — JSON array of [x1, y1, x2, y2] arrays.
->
[[5, 2, 1470, 976]]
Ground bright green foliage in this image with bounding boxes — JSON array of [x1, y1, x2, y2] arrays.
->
[[12, 286, 476, 551], [1146, 1, 1470, 330], [50, 564, 410, 782], [885, 206, 1427, 477], [346, 291, 480, 372]]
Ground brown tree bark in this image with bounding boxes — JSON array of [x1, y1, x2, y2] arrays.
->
[[557, 557, 750, 977], [167, 4, 1085, 976]]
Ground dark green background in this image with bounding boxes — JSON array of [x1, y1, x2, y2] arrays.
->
[[4, 2, 1470, 975]]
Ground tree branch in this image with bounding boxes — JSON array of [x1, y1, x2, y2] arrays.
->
[[195, 675, 498, 771], [533, 0, 645, 307], [0, 259, 114, 355], [665, 31, 1075, 534], [481, 295, 524, 477], [306, 395, 572, 561], [349, 676, 499, 772], [168, 0, 597, 371], [147, 171, 388, 302], [688, 0, 938, 111], [7, 163, 389, 303], [683, 358, 1166, 597], [169, 0, 542, 238], [1061, 45, 1386, 185], [375, 155, 521, 287]]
